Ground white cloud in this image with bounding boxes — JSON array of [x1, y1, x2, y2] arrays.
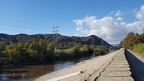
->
[[130, 8, 137, 13], [136, 5, 144, 21], [126, 21, 144, 33], [115, 11, 122, 17], [74, 5, 144, 44], [74, 16, 128, 44], [117, 17, 123, 21]]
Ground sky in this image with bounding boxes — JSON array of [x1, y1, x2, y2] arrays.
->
[[0, 0, 144, 44]]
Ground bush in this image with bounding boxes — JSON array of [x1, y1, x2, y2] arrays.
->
[[134, 43, 144, 54], [55, 49, 75, 60], [93, 47, 109, 56]]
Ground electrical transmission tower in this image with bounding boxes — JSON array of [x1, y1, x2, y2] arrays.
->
[[53, 26, 59, 50]]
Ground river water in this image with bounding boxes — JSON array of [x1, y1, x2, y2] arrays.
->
[[0, 57, 91, 81]]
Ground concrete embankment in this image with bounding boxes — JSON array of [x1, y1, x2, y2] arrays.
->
[[95, 49, 134, 81], [35, 49, 121, 81], [125, 50, 144, 81], [35, 49, 137, 81]]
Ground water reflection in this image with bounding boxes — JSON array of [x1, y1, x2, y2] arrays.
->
[[0, 65, 55, 81], [0, 73, 9, 81], [54, 61, 75, 71], [0, 60, 79, 81]]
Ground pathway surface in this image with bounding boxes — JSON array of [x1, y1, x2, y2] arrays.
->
[[95, 49, 133, 81]]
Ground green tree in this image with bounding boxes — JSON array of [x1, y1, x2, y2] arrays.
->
[[0, 41, 5, 54], [72, 43, 81, 58], [140, 33, 144, 43], [80, 45, 90, 55], [5, 43, 23, 65], [27, 41, 39, 59], [0, 41, 7, 67], [46, 43, 55, 62], [121, 32, 140, 49], [26, 39, 47, 63]]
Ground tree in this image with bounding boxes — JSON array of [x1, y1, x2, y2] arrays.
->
[[72, 43, 81, 58], [26, 39, 46, 63], [0, 41, 5, 54], [5, 43, 23, 65], [26, 39, 54, 63], [121, 32, 140, 49], [27, 40, 39, 59], [80, 45, 90, 55], [140, 33, 144, 43], [46, 43, 55, 62], [0, 41, 7, 67]]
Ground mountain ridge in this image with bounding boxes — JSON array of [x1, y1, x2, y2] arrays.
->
[[0, 33, 111, 46]]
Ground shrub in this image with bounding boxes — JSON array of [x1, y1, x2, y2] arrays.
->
[[134, 43, 144, 54]]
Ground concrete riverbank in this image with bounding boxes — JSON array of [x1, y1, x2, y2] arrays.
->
[[36, 48, 144, 81], [35, 49, 121, 81], [125, 50, 144, 81]]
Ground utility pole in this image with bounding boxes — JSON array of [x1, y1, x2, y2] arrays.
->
[[53, 26, 59, 50]]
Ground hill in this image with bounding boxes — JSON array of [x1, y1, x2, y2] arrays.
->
[[0, 33, 111, 46]]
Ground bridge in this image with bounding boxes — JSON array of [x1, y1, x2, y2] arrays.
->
[[35, 48, 144, 81]]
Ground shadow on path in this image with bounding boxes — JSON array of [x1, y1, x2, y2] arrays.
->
[[125, 49, 144, 81]]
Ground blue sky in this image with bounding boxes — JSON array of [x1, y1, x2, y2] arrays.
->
[[0, 0, 144, 44]]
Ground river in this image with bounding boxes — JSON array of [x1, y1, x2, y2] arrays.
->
[[0, 56, 92, 81], [0, 49, 116, 81]]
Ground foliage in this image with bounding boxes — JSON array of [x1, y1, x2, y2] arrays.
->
[[139, 33, 144, 43], [134, 43, 144, 54], [80, 45, 91, 55], [55, 43, 109, 61], [0, 39, 56, 67], [121, 32, 140, 49], [93, 47, 109, 56], [5, 43, 23, 65], [0, 38, 111, 68], [121, 32, 144, 57]]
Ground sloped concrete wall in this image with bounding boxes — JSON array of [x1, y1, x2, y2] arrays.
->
[[125, 50, 144, 81]]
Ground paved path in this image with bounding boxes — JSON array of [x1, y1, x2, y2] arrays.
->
[[95, 49, 134, 81]]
